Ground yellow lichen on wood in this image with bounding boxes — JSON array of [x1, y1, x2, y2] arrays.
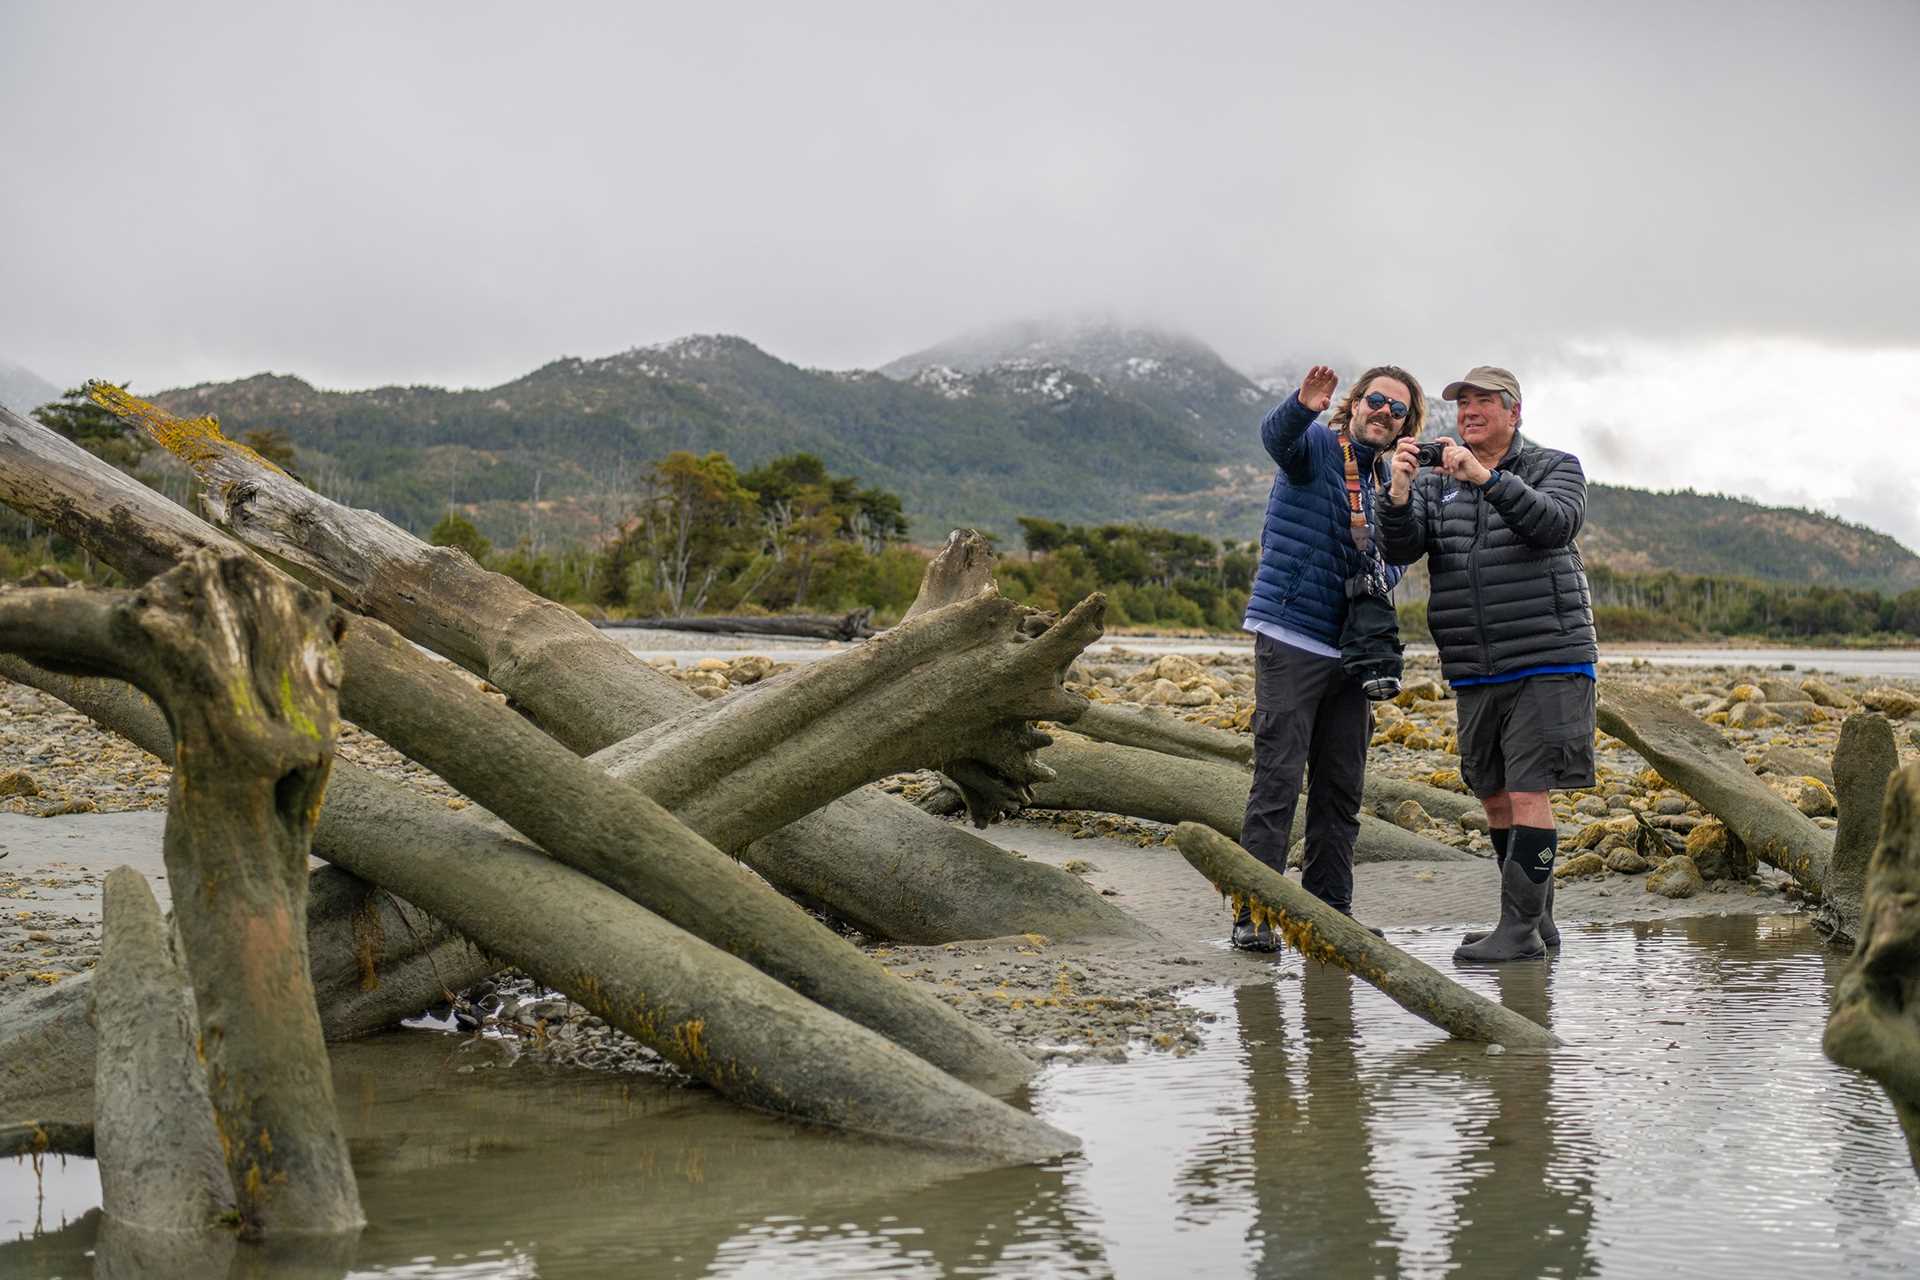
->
[[277, 671, 322, 740], [85, 381, 290, 475], [673, 1018, 708, 1064]]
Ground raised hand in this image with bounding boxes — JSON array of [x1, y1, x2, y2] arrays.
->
[[1298, 365, 1337, 413]]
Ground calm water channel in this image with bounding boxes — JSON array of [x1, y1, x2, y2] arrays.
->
[[5, 915, 1915, 1278], [612, 630, 1920, 683]]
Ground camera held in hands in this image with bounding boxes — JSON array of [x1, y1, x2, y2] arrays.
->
[[1413, 440, 1448, 468]]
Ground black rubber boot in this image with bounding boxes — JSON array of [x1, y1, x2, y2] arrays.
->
[[1452, 854, 1548, 964], [1462, 860, 1561, 948]]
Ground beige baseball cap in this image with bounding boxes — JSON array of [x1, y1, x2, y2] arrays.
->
[[1441, 366, 1521, 401]]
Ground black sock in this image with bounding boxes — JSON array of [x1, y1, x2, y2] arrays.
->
[[1490, 827, 1511, 868], [1511, 825, 1556, 884]]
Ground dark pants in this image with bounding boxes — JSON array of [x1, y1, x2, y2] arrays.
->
[[1241, 632, 1369, 915]]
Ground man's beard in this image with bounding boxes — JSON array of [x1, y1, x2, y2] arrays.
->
[[1354, 415, 1396, 445]]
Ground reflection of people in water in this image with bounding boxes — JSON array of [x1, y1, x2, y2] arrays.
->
[[1424, 960, 1596, 1276], [1180, 961, 1596, 1277], [1177, 969, 1405, 1275]]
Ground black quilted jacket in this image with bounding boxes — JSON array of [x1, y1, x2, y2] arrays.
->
[[1378, 435, 1598, 682]]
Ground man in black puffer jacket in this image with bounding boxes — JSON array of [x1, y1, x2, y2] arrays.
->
[[1379, 366, 1597, 964]]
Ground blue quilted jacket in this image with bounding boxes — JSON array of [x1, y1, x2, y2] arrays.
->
[[1242, 392, 1397, 647]]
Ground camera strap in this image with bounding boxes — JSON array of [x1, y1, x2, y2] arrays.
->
[[1337, 432, 1393, 597], [1336, 432, 1371, 555]]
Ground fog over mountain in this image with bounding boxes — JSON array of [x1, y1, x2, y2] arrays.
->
[[0, 361, 59, 418], [2, 1, 1915, 546]]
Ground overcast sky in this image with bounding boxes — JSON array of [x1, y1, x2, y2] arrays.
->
[[4, 1, 1917, 549]]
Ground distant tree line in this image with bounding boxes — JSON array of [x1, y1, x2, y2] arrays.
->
[[5, 390, 1918, 646], [430, 450, 922, 619], [999, 518, 1257, 630]]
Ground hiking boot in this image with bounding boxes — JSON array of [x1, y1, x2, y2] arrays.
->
[[1231, 920, 1281, 952], [1453, 855, 1548, 964], [1230, 909, 1280, 952]]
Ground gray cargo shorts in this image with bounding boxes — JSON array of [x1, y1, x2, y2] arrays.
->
[[1455, 673, 1597, 797]]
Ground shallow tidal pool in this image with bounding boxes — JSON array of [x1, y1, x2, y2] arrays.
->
[[5, 914, 1916, 1278]]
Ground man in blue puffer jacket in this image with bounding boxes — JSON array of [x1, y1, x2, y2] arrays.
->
[[1235, 363, 1425, 949]]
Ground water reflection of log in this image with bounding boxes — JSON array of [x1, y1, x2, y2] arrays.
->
[[325, 1036, 1098, 1278], [1252, 969, 1406, 1276]]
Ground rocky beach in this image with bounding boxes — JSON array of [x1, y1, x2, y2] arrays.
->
[[5, 638, 1914, 1083]]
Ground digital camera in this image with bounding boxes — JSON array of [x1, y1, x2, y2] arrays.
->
[[1414, 440, 1448, 468]]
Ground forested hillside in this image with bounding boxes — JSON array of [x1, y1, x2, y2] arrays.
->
[[53, 322, 1910, 596]]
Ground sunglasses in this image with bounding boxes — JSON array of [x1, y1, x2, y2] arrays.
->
[[1364, 391, 1410, 420]]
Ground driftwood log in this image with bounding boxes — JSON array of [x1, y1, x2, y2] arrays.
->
[[1069, 700, 1255, 766], [0, 1120, 96, 1158], [1175, 823, 1560, 1049], [325, 601, 1062, 1089], [616, 608, 875, 641], [0, 657, 1074, 1159], [1028, 733, 1477, 862], [91, 867, 235, 1234], [1596, 682, 1837, 894], [59, 392, 1130, 945], [0, 553, 364, 1234], [0, 401, 1044, 1091], [1823, 761, 1920, 1176]]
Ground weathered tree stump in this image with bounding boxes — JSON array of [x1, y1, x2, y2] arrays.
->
[[1820, 713, 1899, 943], [1823, 761, 1920, 1175], [91, 866, 234, 1233], [0, 552, 362, 1235], [1175, 823, 1560, 1049]]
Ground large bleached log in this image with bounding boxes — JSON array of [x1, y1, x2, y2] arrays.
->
[[0, 659, 1075, 1159], [1596, 682, 1835, 893], [331, 611, 1043, 1091], [1029, 733, 1478, 862], [1823, 762, 1920, 1176], [0, 554, 364, 1235], [0, 401, 1036, 1090], [91, 867, 235, 1234], [1175, 823, 1559, 1049], [591, 588, 1105, 843], [66, 392, 1127, 944]]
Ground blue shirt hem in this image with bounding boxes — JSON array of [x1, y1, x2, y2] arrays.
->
[[1450, 663, 1597, 688]]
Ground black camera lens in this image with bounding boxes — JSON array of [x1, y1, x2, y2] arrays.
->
[[1414, 441, 1447, 467]]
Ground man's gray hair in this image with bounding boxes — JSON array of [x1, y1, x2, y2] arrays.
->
[[1500, 390, 1521, 428]]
